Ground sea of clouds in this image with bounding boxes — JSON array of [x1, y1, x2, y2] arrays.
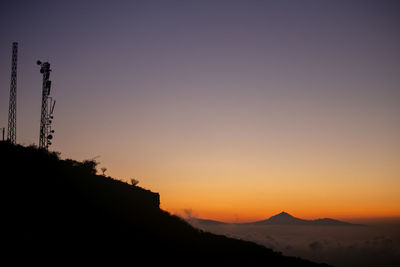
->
[[187, 219, 400, 267]]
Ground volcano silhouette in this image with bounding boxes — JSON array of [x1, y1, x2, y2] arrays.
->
[[190, 212, 356, 226], [248, 211, 355, 226], [253, 211, 310, 225]]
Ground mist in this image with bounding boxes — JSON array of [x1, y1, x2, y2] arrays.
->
[[187, 218, 400, 267]]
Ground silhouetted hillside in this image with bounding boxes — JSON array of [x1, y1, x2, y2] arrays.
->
[[1, 142, 330, 266]]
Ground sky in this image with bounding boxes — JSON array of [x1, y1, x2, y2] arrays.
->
[[1, 0, 399, 222]]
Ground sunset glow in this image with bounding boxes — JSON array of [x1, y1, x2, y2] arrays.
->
[[1, 0, 399, 223]]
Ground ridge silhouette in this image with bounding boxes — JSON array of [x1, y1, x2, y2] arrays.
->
[[253, 212, 357, 226], [1, 142, 331, 266], [189, 211, 358, 226]]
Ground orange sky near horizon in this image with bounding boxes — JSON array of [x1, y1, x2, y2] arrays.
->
[[55, 90, 400, 222], [98, 126, 400, 223]]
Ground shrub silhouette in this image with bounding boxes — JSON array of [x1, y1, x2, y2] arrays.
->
[[130, 178, 139, 186], [0, 141, 330, 266]]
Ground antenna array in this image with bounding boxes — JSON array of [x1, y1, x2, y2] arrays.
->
[[3, 43, 57, 149], [37, 60, 56, 149]]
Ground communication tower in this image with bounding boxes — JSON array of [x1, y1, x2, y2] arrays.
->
[[37, 60, 55, 149], [7, 42, 18, 144]]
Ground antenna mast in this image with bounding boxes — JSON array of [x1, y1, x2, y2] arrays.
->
[[7, 42, 18, 144], [37, 60, 55, 149]]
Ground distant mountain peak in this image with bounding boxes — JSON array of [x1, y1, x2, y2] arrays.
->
[[276, 211, 292, 217], [250, 211, 356, 226], [187, 211, 357, 228], [261, 211, 307, 225]]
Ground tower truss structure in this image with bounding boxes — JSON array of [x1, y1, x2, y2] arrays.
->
[[7, 42, 18, 144]]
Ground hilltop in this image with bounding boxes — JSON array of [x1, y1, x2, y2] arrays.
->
[[1, 142, 330, 265]]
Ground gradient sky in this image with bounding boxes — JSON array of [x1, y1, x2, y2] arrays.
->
[[1, 0, 399, 222]]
